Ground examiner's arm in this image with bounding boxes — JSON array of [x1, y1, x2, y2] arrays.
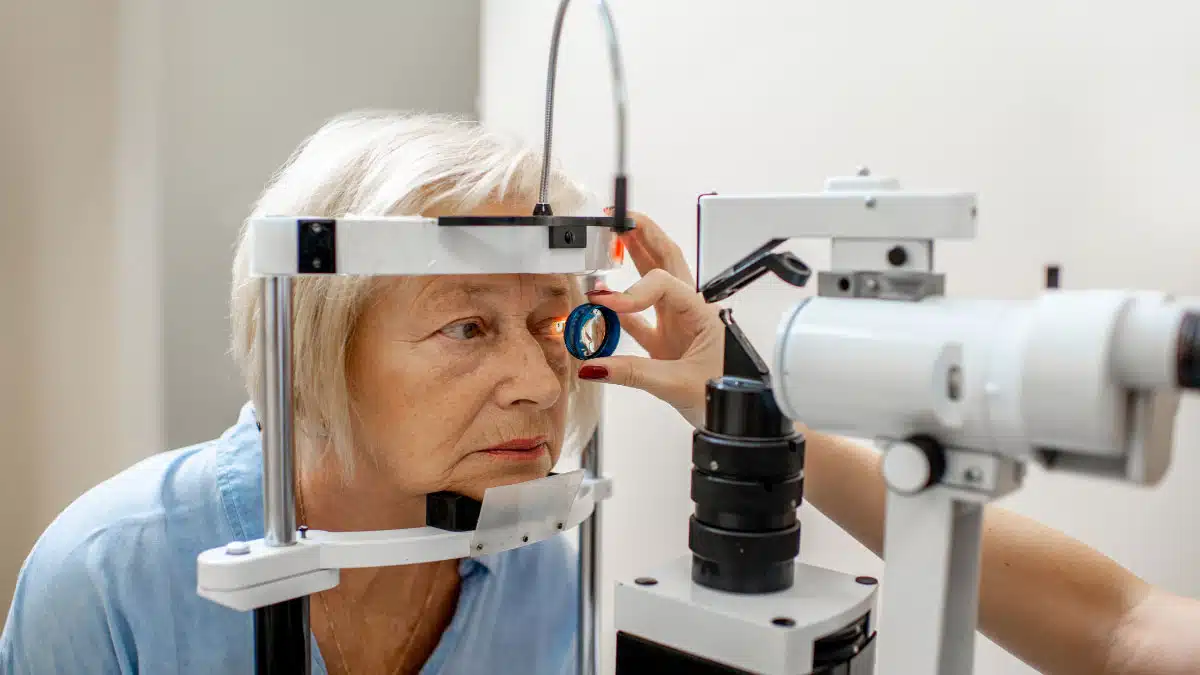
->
[[802, 428, 1200, 675], [579, 210, 1200, 675]]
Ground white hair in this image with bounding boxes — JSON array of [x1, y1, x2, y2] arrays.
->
[[230, 110, 600, 473]]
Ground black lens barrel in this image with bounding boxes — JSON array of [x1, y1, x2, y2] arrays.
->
[[690, 376, 804, 594], [1179, 311, 1200, 390]]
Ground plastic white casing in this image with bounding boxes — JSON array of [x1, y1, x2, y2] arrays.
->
[[772, 290, 1186, 481], [197, 473, 613, 612], [696, 178, 976, 288], [248, 216, 624, 277]]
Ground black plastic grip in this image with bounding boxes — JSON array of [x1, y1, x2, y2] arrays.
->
[[612, 175, 632, 232]]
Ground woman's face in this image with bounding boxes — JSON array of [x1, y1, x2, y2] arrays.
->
[[346, 237, 575, 501]]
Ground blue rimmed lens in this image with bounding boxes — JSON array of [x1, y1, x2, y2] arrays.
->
[[564, 303, 621, 360]]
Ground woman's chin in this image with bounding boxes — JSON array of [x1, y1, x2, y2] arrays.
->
[[455, 451, 555, 499]]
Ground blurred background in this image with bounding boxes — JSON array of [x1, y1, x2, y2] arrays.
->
[[0, 0, 481, 621], [2, 1, 1199, 673]]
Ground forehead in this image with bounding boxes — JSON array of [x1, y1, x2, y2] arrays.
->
[[416, 274, 573, 305]]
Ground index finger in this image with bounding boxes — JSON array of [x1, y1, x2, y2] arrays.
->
[[612, 210, 693, 285], [585, 268, 710, 322]]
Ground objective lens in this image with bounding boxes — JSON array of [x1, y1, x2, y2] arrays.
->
[[1179, 311, 1200, 390]]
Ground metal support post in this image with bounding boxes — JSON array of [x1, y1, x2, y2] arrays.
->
[[876, 488, 984, 674], [578, 426, 602, 675], [577, 272, 604, 675], [255, 276, 311, 675]]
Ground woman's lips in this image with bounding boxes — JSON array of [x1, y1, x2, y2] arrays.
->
[[481, 437, 549, 461]]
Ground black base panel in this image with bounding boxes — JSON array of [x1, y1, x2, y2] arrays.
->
[[254, 598, 311, 675], [617, 631, 751, 675], [615, 631, 875, 675]]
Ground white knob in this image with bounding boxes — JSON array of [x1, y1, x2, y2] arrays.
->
[[883, 442, 936, 495], [225, 540, 251, 556]]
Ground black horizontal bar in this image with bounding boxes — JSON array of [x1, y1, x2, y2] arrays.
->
[[437, 215, 631, 229]]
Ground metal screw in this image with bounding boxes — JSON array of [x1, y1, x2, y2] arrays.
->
[[856, 166, 871, 176], [947, 365, 963, 401], [225, 541, 250, 556], [709, 460, 719, 471], [964, 467, 982, 483], [864, 277, 880, 292], [522, 535, 530, 543], [635, 577, 658, 586], [311, 223, 323, 234], [865, 197, 877, 209], [475, 544, 484, 552], [312, 258, 322, 270], [772, 617, 796, 627], [556, 522, 564, 530]]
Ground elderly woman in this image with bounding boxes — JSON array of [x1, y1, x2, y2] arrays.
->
[[6, 110, 1200, 675], [2, 111, 608, 675]]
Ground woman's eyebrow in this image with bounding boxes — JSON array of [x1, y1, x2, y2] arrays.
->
[[458, 283, 569, 300], [416, 282, 569, 311]]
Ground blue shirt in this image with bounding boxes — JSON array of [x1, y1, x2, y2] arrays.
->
[[1, 404, 579, 674]]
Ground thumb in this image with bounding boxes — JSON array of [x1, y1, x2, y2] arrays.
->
[[578, 356, 705, 417]]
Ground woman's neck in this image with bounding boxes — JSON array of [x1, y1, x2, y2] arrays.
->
[[296, 448, 433, 599], [296, 445, 463, 674], [297, 451, 427, 531]]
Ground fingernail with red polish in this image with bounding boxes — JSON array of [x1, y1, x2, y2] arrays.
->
[[578, 365, 608, 380], [603, 206, 614, 214], [586, 289, 615, 297]]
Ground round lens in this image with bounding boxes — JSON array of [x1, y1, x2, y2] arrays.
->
[[564, 302, 621, 361], [581, 308, 607, 356]]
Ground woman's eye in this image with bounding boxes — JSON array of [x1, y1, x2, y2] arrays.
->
[[440, 320, 486, 340], [534, 318, 567, 340]]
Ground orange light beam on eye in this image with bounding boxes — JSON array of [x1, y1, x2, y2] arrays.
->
[[551, 318, 567, 336]]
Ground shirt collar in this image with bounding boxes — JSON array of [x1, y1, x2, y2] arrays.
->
[[215, 402, 498, 577]]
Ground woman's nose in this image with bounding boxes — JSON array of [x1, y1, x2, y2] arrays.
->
[[494, 332, 563, 409]]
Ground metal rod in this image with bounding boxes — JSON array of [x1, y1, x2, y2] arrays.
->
[[254, 598, 311, 675], [578, 271, 604, 675], [261, 276, 298, 547], [578, 425, 602, 675], [537, 0, 630, 208], [256, 276, 310, 675]]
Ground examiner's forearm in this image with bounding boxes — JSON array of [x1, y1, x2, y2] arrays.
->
[[800, 428, 1152, 675]]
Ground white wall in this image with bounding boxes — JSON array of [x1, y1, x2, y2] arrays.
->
[[0, 0, 128, 618], [481, 1, 1200, 673], [160, 0, 482, 448]]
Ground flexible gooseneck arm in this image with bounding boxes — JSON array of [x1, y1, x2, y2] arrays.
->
[[535, 0, 631, 233]]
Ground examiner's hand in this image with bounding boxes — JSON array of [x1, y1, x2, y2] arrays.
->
[[577, 210, 724, 427]]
